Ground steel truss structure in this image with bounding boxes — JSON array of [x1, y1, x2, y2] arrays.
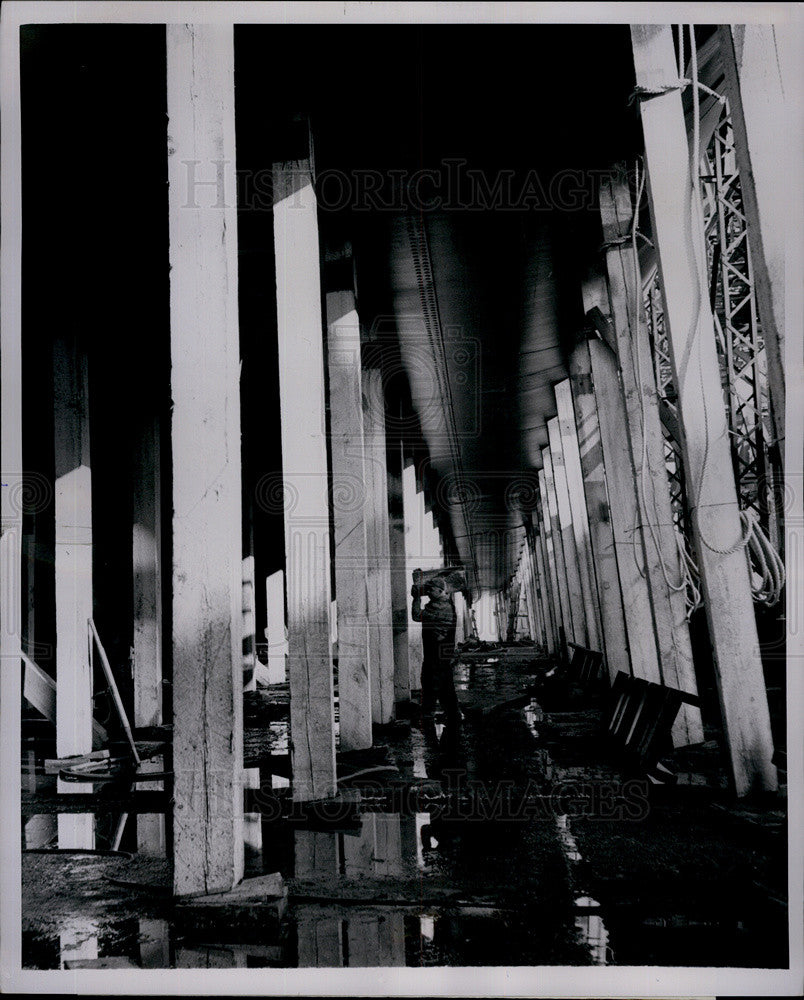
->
[[641, 105, 783, 560]]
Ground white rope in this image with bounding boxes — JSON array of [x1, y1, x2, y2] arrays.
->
[[656, 26, 785, 608], [627, 160, 691, 605]]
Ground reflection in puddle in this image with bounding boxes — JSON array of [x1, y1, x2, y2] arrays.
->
[[554, 815, 611, 965], [522, 700, 543, 740], [574, 896, 609, 965]]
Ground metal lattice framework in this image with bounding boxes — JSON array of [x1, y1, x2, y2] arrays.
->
[[699, 109, 781, 542], [641, 107, 783, 551], [643, 277, 689, 538]]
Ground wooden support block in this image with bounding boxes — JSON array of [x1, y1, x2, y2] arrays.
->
[[167, 23, 244, 893], [326, 292, 372, 751], [132, 414, 162, 729], [599, 174, 703, 747], [631, 23, 777, 793], [273, 151, 337, 801], [567, 337, 631, 684], [296, 914, 343, 968], [362, 367, 395, 724], [295, 829, 339, 878], [555, 381, 604, 652]]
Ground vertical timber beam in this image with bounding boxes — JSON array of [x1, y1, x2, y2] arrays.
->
[[566, 340, 631, 683], [534, 502, 559, 654], [387, 443, 410, 705], [546, 423, 587, 647], [402, 463, 423, 689], [132, 413, 165, 857], [600, 172, 703, 745], [539, 466, 571, 654], [532, 527, 557, 654], [632, 23, 776, 793], [362, 367, 395, 724], [167, 23, 244, 893], [273, 142, 337, 800], [587, 336, 661, 685], [326, 292, 372, 751], [53, 335, 94, 849], [555, 382, 604, 652], [0, 27, 23, 956], [717, 25, 786, 449], [132, 414, 162, 729]]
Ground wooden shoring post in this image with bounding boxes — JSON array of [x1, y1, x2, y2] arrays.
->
[[167, 24, 244, 892], [544, 426, 587, 647], [326, 289, 372, 751], [533, 500, 559, 655], [132, 414, 162, 729], [566, 336, 631, 684], [242, 513, 257, 693], [53, 334, 94, 849], [264, 569, 287, 685], [532, 524, 557, 654], [530, 558, 544, 645], [522, 542, 540, 644], [538, 466, 571, 656], [586, 336, 662, 687], [387, 438, 411, 705], [1, 30, 24, 914], [599, 171, 703, 746], [361, 366, 395, 725], [554, 381, 604, 652], [402, 462, 423, 689], [631, 24, 776, 793], [272, 135, 337, 801], [717, 25, 786, 451]]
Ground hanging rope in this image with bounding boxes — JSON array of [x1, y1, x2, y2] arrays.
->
[[629, 24, 785, 609], [624, 158, 696, 615]]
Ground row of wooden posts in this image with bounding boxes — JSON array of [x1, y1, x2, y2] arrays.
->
[[500, 25, 785, 806], [0, 24, 787, 898]]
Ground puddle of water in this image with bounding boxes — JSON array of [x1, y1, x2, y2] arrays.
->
[[20, 659, 788, 970]]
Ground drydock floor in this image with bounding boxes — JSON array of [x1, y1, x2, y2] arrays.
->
[[21, 645, 788, 969]]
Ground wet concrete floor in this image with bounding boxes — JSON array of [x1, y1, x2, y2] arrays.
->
[[21, 646, 788, 969]]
